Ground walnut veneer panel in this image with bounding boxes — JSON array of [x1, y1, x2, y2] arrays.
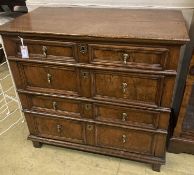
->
[[0, 7, 189, 172]]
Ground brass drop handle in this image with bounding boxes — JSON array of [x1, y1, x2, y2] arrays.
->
[[122, 113, 128, 121], [57, 124, 62, 133], [122, 134, 127, 143], [53, 101, 57, 110], [122, 53, 129, 64], [47, 73, 52, 84], [122, 82, 128, 94], [42, 46, 47, 57]]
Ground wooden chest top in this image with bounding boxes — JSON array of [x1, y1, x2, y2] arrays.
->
[[0, 7, 189, 44]]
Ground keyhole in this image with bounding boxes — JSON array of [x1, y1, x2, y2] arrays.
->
[[79, 44, 87, 54], [82, 71, 89, 79]]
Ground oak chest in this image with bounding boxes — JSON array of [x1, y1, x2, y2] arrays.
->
[[0, 7, 189, 171]]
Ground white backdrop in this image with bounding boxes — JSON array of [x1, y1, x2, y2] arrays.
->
[[27, 0, 194, 8]]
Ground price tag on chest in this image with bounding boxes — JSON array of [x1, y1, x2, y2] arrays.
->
[[18, 36, 29, 59], [20, 46, 29, 59]]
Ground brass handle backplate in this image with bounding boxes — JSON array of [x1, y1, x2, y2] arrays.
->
[[122, 113, 128, 121], [87, 124, 94, 131], [53, 101, 57, 110], [42, 46, 47, 57], [81, 71, 89, 79], [122, 134, 127, 143], [57, 124, 62, 133], [47, 73, 52, 84], [122, 82, 128, 94]]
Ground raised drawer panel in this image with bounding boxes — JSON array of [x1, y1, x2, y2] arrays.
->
[[34, 115, 85, 144], [20, 63, 79, 95], [89, 44, 169, 70], [19, 93, 95, 119], [93, 71, 163, 107], [95, 104, 159, 129], [31, 95, 81, 117], [96, 125, 154, 155], [16, 39, 77, 62]]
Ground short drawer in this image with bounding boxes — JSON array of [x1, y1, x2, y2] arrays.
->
[[95, 104, 160, 129], [89, 44, 169, 71], [32, 114, 85, 144], [16, 39, 77, 62], [19, 63, 79, 95], [93, 70, 164, 107], [96, 125, 155, 155]]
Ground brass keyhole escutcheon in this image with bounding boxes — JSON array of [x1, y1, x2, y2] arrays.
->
[[87, 125, 94, 131], [79, 44, 87, 54], [81, 71, 89, 79]]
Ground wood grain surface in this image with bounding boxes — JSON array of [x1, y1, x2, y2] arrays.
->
[[0, 7, 189, 43]]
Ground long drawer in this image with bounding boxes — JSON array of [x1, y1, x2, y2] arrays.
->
[[9, 60, 174, 108], [20, 93, 169, 130], [5, 37, 178, 72], [25, 113, 166, 156]]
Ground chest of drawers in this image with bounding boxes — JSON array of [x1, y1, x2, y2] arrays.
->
[[0, 7, 189, 171]]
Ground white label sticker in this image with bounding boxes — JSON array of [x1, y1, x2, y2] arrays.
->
[[20, 46, 29, 59]]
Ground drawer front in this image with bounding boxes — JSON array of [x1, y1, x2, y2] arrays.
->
[[95, 104, 159, 129], [96, 125, 155, 155], [30, 95, 81, 117], [34, 115, 85, 143], [19, 93, 94, 119], [93, 71, 163, 107], [20, 63, 79, 95], [16, 39, 77, 62], [89, 44, 169, 70]]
